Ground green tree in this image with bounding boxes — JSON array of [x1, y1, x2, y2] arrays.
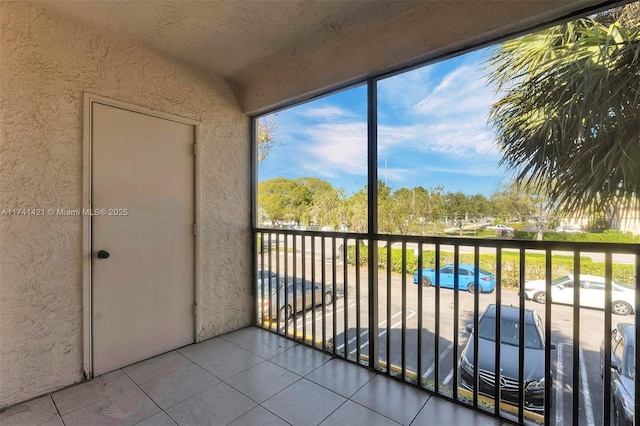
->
[[378, 182, 402, 234], [490, 182, 535, 221], [257, 115, 279, 163], [468, 194, 491, 216], [487, 4, 640, 216], [307, 184, 346, 229], [444, 192, 472, 218], [297, 177, 334, 197], [345, 188, 368, 233], [257, 178, 311, 225], [525, 185, 557, 240]]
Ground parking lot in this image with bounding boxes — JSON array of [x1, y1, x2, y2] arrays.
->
[[262, 256, 633, 425]]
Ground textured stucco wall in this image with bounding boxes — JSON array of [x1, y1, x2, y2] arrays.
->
[[0, 1, 251, 408]]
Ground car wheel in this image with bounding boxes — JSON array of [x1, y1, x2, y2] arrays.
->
[[279, 305, 292, 322], [421, 277, 432, 287], [613, 401, 621, 426], [324, 291, 333, 305], [533, 292, 546, 304], [467, 284, 476, 294], [612, 301, 632, 316]]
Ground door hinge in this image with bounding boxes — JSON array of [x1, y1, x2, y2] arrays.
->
[[193, 223, 197, 236], [193, 143, 197, 156], [193, 304, 198, 316]]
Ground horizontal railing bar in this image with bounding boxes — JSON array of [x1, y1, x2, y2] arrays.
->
[[255, 228, 640, 253]]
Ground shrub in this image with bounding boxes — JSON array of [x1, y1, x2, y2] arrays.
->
[[513, 231, 537, 240], [543, 230, 640, 243], [347, 243, 635, 288]]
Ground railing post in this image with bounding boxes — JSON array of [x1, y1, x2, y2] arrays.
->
[[604, 252, 612, 426], [367, 77, 379, 370], [518, 248, 525, 424], [635, 252, 640, 426], [572, 251, 580, 426], [544, 249, 552, 425], [250, 118, 258, 326], [452, 246, 459, 401]]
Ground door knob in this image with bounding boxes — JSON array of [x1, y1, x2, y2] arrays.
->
[[97, 250, 110, 259]]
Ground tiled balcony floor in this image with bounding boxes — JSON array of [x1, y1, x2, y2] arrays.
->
[[1, 327, 502, 426]]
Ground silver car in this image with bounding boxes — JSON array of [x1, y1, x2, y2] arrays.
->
[[261, 276, 333, 322]]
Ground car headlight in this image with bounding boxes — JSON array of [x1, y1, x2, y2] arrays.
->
[[460, 355, 473, 373], [525, 378, 544, 391], [620, 394, 634, 416]]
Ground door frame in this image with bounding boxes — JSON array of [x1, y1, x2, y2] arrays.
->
[[82, 93, 202, 378]]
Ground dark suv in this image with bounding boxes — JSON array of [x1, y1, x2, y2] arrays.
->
[[460, 304, 553, 414], [600, 323, 635, 426]]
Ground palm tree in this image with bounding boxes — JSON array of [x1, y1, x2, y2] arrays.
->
[[486, 3, 640, 217]]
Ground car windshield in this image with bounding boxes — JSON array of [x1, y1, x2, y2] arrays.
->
[[261, 284, 278, 295], [477, 316, 543, 349], [262, 282, 303, 296], [479, 269, 493, 276], [624, 346, 636, 379], [552, 276, 571, 286], [613, 281, 633, 291]]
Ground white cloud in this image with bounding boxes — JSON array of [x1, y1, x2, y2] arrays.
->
[[420, 163, 503, 177], [419, 121, 498, 157], [377, 124, 423, 158], [378, 120, 499, 159], [378, 61, 502, 161], [414, 65, 496, 118], [298, 122, 368, 178], [296, 105, 354, 121], [378, 66, 433, 111], [264, 50, 505, 188], [379, 166, 424, 185]]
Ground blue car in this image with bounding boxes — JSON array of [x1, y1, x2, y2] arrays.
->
[[413, 263, 496, 293]]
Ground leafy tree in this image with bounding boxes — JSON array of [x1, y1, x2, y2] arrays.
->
[[468, 194, 491, 216], [444, 192, 472, 218], [257, 115, 279, 163], [378, 182, 402, 234], [257, 178, 311, 225], [490, 182, 535, 220], [524, 185, 557, 240], [297, 177, 334, 197], [421, 185, 447, 226], [308, 185, 346, 229], [345, 187, 369, 233], [385, 187, 420, 234], [487, 4, 640, 216]]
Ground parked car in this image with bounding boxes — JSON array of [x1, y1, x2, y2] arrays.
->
[[261, 277, 333, 322], [257, 269, 278, 287], [600, 323, 635, 426], [554, 225, 585, 233], [460, 304, 553, 414], [413, 263, 495, 293], [486, 224, 514, 232], [523, 274, 635, 315]]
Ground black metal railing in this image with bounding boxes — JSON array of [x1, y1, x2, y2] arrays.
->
[[253, 229, 639, 426]]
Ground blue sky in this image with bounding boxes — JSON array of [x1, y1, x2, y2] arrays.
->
[[258, 47, 512, 196]]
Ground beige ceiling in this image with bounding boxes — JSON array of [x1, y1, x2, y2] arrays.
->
[[37, 0, 609, 114]]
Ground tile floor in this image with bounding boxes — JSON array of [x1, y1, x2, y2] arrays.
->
[[1, 327, 502, 426]]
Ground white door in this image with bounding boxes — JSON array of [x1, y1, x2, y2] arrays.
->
[[91, 102, 195, 376]]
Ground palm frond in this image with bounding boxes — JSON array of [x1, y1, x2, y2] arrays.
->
[[486, 10, 640, 216]]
